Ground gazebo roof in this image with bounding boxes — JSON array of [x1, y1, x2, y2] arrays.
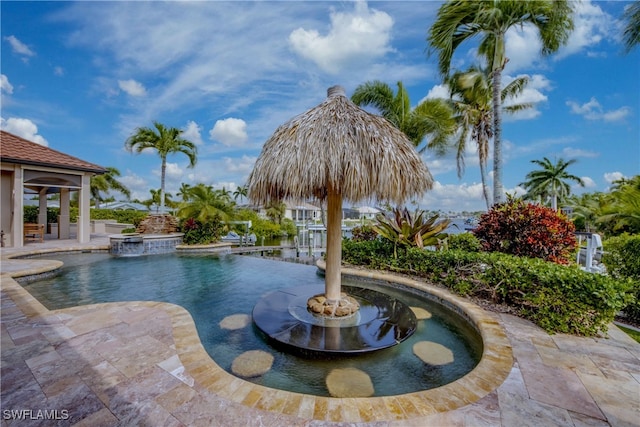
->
[[0, 130, 106, 174]]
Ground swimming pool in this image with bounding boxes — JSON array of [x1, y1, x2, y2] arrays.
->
[[23, 252, 482, 397]]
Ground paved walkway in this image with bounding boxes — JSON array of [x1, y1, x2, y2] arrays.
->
[[1, 237, 639, 426]]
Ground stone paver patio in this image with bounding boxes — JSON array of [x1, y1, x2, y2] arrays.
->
[[1, 236, 638, 426]]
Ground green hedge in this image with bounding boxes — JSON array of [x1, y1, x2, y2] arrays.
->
[[90, 209, 148, 227], [24, 206, 79, 223], [603, 234, 640, 322], [342, 240, 634, 336], [24, 206, 146, 227]]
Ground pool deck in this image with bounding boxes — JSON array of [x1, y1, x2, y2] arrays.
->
[[1, 235, 639, 426]]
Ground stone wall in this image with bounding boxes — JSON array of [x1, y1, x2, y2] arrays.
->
[[136, 214, 179, 234]]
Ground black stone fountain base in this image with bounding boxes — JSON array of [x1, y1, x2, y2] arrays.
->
[[252, 284, 417, 356]]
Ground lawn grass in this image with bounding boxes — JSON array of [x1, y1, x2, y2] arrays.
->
[[616, 324, 640, 343]]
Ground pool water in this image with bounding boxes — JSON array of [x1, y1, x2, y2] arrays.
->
[[23, 252, 482, 397]]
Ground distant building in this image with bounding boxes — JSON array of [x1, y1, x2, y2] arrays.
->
[[99, 201, 149, 211]]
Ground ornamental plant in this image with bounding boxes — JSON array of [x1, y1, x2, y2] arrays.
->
[[373, 207, 450, 256], [179, 216, 224, 245], [350, 225, 378, 242], [472, 196, 577, 264]]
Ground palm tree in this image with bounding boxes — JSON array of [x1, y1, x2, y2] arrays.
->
[[519, 157, 584, 211], [177, 183, 192, 202], [428, 0, 574, 205], [351, 80, 457, 154], [598, 175, 640, 234], [90, 166, 131, 208], [233, 185, 248, 204], [177, 183, 235, 223], [446, 66, 533, 209], [623, 1, 640, 52], [264, 200, 287, 225], [125, 121, 197, 213], [566, 192, 607, 232], [146, 188, 175, 213]]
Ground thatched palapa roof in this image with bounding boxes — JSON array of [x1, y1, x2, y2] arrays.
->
[[247, 86, 433, 205]]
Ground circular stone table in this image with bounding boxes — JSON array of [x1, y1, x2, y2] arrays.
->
[[252, 284, 417, 356]]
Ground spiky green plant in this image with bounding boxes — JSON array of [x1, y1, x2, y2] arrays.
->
[[373, 207, 450, 257]]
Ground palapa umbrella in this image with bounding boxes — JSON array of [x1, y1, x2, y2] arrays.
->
[[247, 85, 433, 315]]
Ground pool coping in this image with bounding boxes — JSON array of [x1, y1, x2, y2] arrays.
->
[[1, 247, 513, 423]]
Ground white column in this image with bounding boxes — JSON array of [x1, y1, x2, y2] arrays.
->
[[59, 188, 70, 239], [77, 174, 91, 243], [38, 188, 47, 226], [12, 167, 24, 247]]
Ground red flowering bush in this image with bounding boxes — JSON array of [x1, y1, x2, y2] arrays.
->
[[472, 197, 577, 264], [350, 225, 378, 241]]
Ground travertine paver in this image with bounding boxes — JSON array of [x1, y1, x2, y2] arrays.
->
[[1, 236, 639, 426]]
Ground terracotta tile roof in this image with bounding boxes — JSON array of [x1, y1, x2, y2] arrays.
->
[[0, 130, 106, 174]]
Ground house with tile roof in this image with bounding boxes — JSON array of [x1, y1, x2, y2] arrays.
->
[[0, 130, 106, 247]]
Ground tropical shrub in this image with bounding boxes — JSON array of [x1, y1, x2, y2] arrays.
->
[[342, 238, 394, 269], [602, 234, 640, 322], [342, 240, 633, 336], [472, 196, 577, 264], [350, 225, 378, 242], [373, 207, 450, 255], [233, 209, 296, 239], [179, 216, 225, 245], [448, 232, 481, 252]]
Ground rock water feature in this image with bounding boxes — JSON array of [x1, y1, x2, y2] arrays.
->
[[135, 213, 179, 234], [109, 214, 183, 256]]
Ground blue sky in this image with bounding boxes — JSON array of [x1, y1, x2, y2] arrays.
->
[[2, 1, 638, 212]]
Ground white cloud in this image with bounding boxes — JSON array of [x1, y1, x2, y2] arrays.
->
[[504, 25, 543, 73], [503, 74, 550, 121], [118, 79, 147, 97], [566, 97, 631, 122], [580, 176, 597, 188], [181, 120, 204, 146], [165, 162, 183, 180], [120, 171, 148, 201], [289, 1, 393, 74], [209, 118, 248, 146], [604, 171, 624, 184], [54, 66, 65, 76], [0, 117, 48, 146], [3, 35, 35, 58], [419, 181, 486, 211], [1, 74, 13, 94], [555, 0, 615, 59], [562, 147, 599, 158], [223, 155, 256, 175], [503, 1, 616, 72], [147, 162, 184, 196], [601, 107, 632, 122], [423, 84, 449, 100]]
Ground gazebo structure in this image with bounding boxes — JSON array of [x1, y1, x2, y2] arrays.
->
[[248, 85, 432, 317], [0, 130, 106, 247]]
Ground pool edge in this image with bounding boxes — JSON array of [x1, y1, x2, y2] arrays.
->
[[0, 249, 513, 423]]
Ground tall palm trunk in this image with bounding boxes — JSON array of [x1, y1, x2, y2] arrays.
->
[[160, 157, 167, 213], [491, 65, 504, 205], [479, 155, 491, 209]]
